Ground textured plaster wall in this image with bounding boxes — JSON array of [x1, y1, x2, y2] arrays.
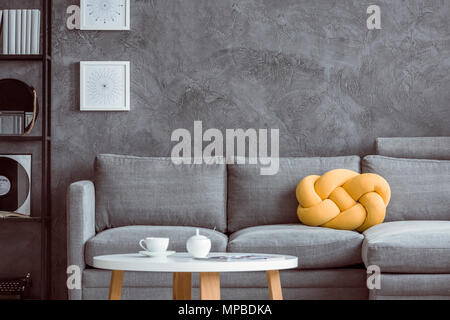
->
[[3, 0, 449, 298]]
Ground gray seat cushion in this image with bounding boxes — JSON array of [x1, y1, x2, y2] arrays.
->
[[362, 155, 450, 221], [362, 221, 450, 273], [85, 226, 228, 267], [94, 154, 227, 232], [369, 274, 450, 299], [227, 156, 361, 233], [227, 224, 364, 269], [376, 137, 450, 160]]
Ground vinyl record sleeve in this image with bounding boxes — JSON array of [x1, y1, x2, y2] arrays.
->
[[0, 155, 31, 215]]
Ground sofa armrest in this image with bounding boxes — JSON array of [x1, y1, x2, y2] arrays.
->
[[66, 180, 96, 300]]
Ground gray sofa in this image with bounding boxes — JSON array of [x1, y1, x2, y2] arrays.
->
[[67, 137, 450, 300]]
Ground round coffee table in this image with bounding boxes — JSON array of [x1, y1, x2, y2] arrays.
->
[[93, 252, 298, 300]]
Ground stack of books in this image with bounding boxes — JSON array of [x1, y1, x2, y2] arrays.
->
[[0, 9, 41, 55], [0, 111, 34, 135]]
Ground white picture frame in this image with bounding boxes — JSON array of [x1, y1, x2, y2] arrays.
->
[[80, 0, 131, 31], [80, 61, 130, 111]]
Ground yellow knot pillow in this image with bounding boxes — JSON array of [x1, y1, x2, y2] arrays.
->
[[296, 169, 391, 232]]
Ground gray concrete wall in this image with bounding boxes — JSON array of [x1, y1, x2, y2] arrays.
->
[[2, 0, 450, 299]]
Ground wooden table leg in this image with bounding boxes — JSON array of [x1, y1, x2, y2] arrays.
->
[[173, 272, 192, 300], [109, 270, 124, 300], [199, 272, 220, 300], [266, 270, 283, 300]]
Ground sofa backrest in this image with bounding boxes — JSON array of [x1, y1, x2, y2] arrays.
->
[[94, 154, 227, 232], [362, 155, 450, 221], [376, 137, 450, 160], [227, 156, 361, 233]]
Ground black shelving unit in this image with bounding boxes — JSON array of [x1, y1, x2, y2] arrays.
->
[[0, 54, 43, 60], [0, 0, 51, 299], [0, 135, 44, 141]]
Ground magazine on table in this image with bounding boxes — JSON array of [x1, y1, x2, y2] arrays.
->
[[195, 254, 285, 262]]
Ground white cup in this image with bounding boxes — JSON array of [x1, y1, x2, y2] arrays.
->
[[139, 237, 169, 252]]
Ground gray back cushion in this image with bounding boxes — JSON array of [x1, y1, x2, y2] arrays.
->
[[94, 154, 227, 232], [376, 137, 450, 160], [362, 155, 450, 221], [227, 156, 361, 233]]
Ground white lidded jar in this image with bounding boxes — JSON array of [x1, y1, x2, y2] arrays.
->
[[186, 228, 211, 258]]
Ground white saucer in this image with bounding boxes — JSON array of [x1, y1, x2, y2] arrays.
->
[[139, 250, 176, 258]]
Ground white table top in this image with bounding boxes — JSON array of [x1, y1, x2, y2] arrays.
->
[[93, 252, 298, 273]]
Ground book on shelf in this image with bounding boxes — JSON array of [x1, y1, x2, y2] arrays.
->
[[0, 211, 31, 219], [0, 9, 40, 55], [16, 9, 21, 54], [21, 10, 27, 54], [26, 10, 32, 54], [8, 10, 15, 54], [1, 10, 8, 54], [0, 10, 3, 52], [31, 10, 40, 55]]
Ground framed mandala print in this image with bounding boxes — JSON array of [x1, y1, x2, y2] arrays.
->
[[80, 0, 131, 30], [80, 61, 130, 111]]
